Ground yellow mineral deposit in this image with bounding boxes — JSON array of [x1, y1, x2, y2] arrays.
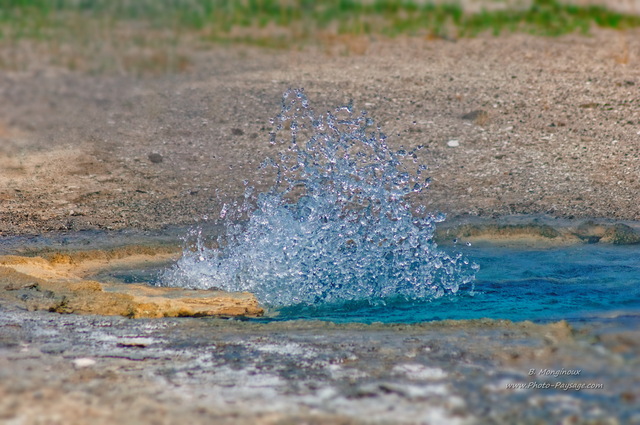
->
[[0, 248, 263, 318]]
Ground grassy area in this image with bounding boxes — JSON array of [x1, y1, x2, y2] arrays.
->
[[1, 0, 639, 73]]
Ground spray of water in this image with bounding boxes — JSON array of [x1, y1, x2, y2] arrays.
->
[[161, 89, 478, 307]]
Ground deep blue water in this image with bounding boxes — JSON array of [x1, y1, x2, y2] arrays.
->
[[264, 243, 640, 323]]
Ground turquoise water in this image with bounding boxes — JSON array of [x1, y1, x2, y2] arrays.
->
[[104, 241, 640, 324], [265, 243, 640, 323]]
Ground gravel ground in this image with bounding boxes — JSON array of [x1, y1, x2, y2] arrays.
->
[[1, 29, 639, 236]]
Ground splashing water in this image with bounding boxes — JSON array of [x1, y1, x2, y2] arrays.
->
[[161, 89, 478, 307]]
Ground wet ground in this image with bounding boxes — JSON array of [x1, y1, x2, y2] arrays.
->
[[1, 304, 639, 425]]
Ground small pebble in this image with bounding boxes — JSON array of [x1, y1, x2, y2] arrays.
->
[[148, 153, 163, 164], [447, 140, 460, 147], [72, 358, 96, 368], [461, 110, 487, 121]]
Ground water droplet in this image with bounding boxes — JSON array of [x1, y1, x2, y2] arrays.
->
[[163, 89, 477, 307]]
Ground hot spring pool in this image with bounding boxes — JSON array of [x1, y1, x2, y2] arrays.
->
[[271, 243, 640, 324], [111, 90, 640, 326], [97, 242, 640, 325]]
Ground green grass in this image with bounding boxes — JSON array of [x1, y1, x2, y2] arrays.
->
[[1, 0, 639, 73], [2, 0, 638, 35]]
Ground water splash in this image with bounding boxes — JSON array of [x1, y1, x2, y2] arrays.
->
[[161, 89, 478, 307]]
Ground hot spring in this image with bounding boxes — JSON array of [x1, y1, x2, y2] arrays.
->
[[154, 89, 640, 324]]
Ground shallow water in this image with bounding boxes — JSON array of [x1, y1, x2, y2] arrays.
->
[[270, 243, 640, 323], [100, 242, 640, 325]]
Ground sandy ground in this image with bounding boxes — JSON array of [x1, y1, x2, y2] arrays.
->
[[1, 29, 639, 236]]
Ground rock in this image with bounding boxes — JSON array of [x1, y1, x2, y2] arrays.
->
[[0, 253, 263, 319], [573, 220, 607, 243], [573, 221, 640, 245], [231, 128, 244, 136], [447, 140, 459, 147], [148, 153, 163, 164], [437, 220, 640, 246], [100, 282, 264, 318], [447, 223, 563, 243], [461, 110, 489, 125], [601, 223, 640, 245]]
